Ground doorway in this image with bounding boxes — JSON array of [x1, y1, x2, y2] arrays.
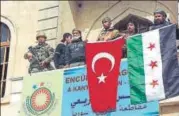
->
[[114, 14, 153, 34]]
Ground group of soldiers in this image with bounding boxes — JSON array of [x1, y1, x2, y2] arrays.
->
[[24, 28, 86, 74], [24, 9, 173, 74]]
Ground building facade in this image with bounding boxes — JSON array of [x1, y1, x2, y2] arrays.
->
[[1, 1, 179, 116]]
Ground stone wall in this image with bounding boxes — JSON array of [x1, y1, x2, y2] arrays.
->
[[68, 1, 177, 42], [1, 1, 179, 116]]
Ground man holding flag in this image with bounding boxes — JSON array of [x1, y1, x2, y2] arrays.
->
[[86, 9, 179, 114], [127, 24, 179, 104]]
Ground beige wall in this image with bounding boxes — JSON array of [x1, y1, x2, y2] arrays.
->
[[1, 1, 39, 115], [1, 1, 60, 115], [44, 1, 178, 43], [1, 1, 39, 77], [1, 1, 179, 116], [67, 1, 177, 42], [56, 1, 77, 42], [1, 0, 177, 82], [37, 1, 59, 47], [1, 1, 60, 76]]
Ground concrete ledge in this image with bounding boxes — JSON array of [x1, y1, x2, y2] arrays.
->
[[1, 95, 10, 105], [160, 96, 179, 106]]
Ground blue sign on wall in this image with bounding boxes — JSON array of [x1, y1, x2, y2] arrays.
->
[[61, 59, 159, 116]]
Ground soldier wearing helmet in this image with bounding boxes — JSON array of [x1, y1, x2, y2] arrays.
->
[[24, 31, 54, 74], [97, 17, 120, 41], [36, 31, 47, 44], [149, 9, 172, 30]]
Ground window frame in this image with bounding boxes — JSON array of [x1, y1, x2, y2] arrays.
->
[[1, 22, 11, 104], [1, 16, 17, 105], [1, 41, 10, 47]]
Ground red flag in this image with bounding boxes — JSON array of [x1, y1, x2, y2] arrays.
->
[[86, 37, 125, 113]]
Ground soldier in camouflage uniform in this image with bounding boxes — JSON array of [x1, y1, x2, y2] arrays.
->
[[24, 32, 54, 74], [97, 17, 120, 41]]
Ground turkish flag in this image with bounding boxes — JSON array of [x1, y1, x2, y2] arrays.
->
[[86, 37, 125, 113]]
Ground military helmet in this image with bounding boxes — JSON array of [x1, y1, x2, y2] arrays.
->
[[102, 17, 112, 23], [36, 31, 47, 40], [154, 9, 167, 18]]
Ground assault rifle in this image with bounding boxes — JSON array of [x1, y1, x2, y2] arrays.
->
[[28, 46, 44, 73]]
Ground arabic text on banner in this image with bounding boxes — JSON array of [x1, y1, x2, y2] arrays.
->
[[61, 59, 159, 116]]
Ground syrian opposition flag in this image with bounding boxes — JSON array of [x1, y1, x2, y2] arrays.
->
[[127, 24, 179, 104], [86, 37, 125, 113]]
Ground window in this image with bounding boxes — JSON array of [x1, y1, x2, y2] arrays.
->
[[0, 22, 10, 98]]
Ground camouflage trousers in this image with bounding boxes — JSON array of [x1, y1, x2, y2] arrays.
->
[[69, 61, 85, 68], [57, 65, 65, 69], [29, 66, 54, 74]]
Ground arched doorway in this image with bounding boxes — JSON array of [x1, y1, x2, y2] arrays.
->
[[114, 14, 153, 34], [0, 22, 11, 97]]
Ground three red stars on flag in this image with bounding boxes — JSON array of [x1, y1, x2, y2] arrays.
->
[[147, 42, 159, 88]]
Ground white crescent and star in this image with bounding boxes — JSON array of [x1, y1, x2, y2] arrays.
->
[[97, 73, 107, 83], [91, 52, 115, 83]]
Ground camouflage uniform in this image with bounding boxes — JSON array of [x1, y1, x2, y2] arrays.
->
[[24, 32, 54, 74], [97, 17, 120, 41]]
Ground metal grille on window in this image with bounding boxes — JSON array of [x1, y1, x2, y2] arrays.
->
[[0, 22, 10, 98]]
